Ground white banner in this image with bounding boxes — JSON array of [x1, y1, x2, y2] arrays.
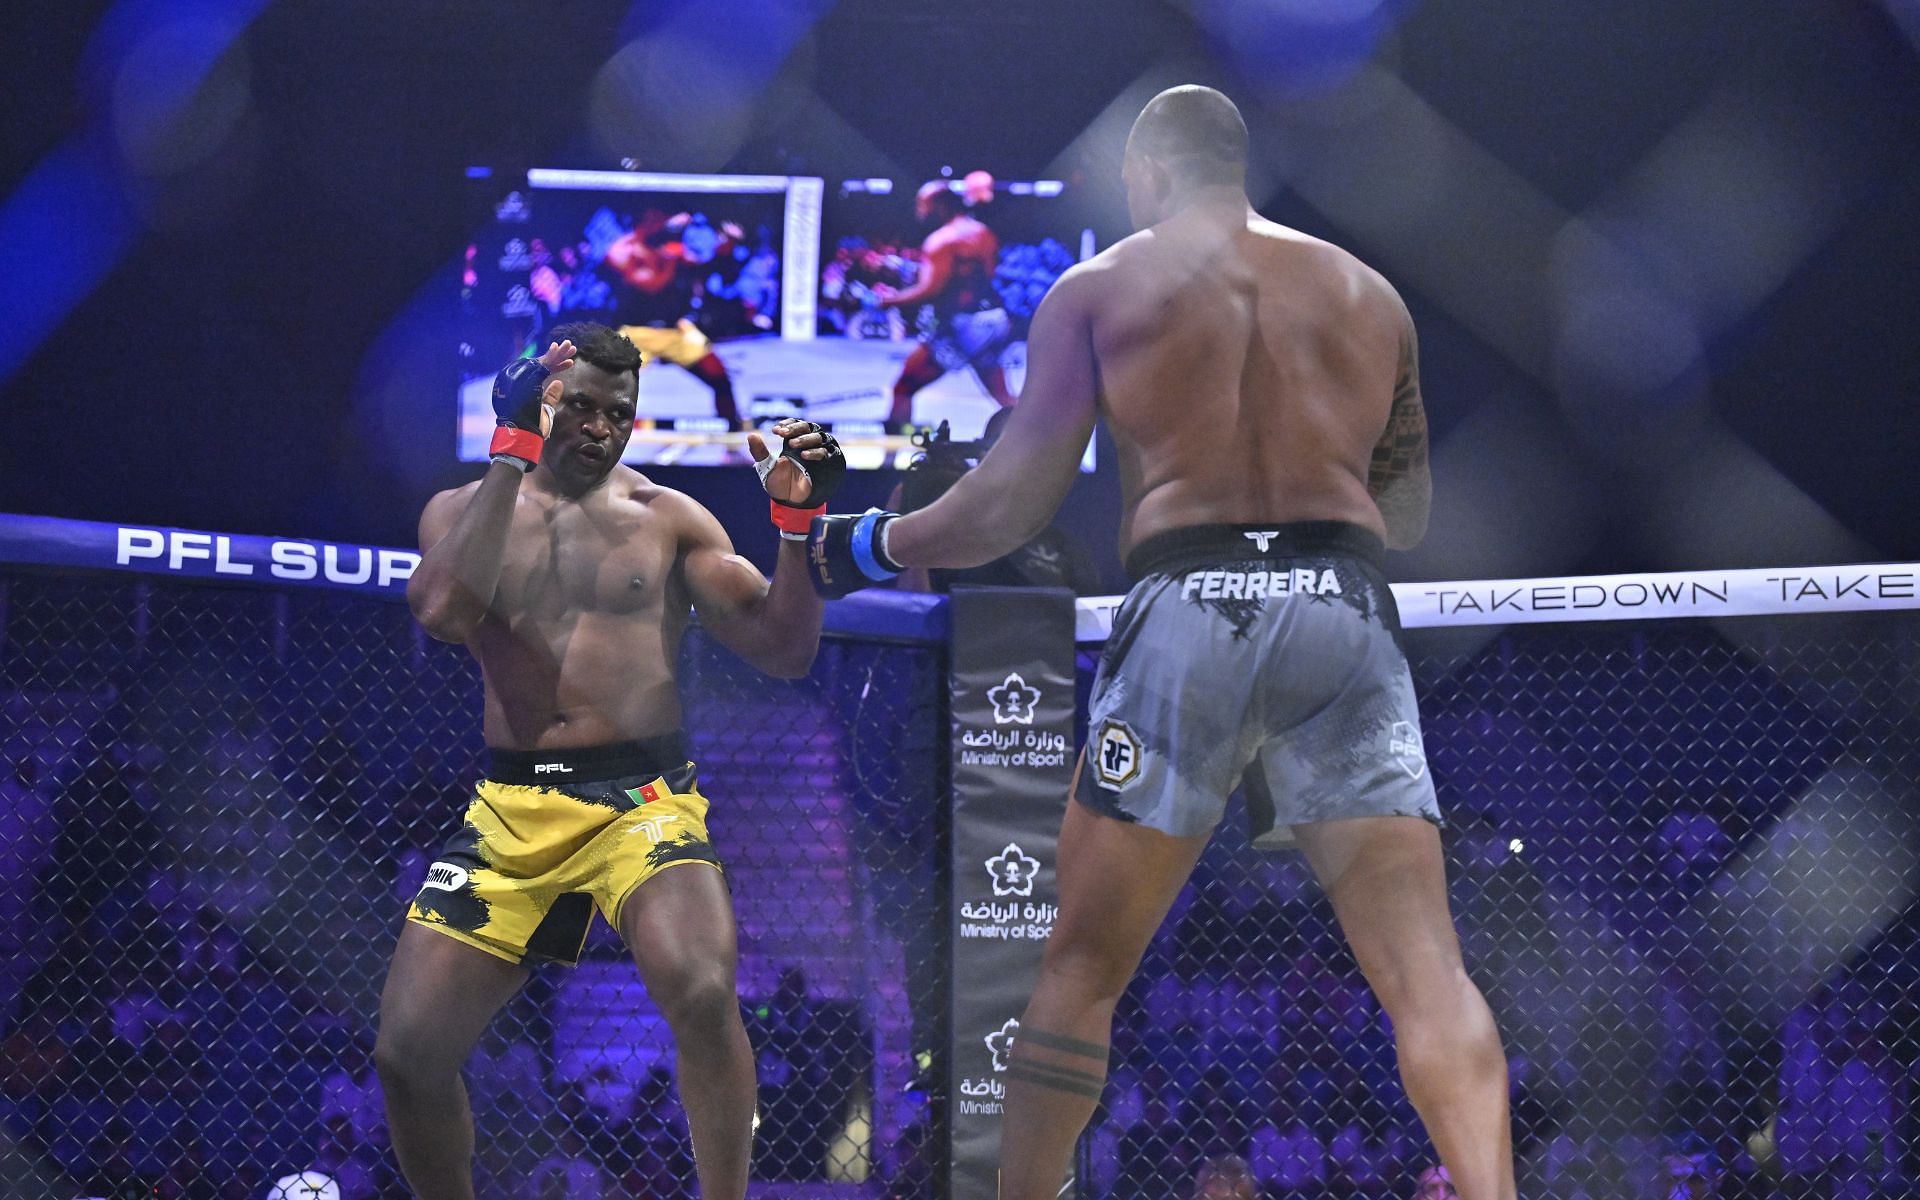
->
[[1075, 563, 1920, 641], [781, 175, 823, 343], [525, 168, 794, 193]]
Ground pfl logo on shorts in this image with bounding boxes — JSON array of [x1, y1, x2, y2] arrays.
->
[[988, 672, 1042, 725], [421, 862, 469, 893], [985, 842, 1042, 897], [984, 1018, 1020, 1072], [1093, 720, 1142, 789], [1389, 720, 1428, 781]]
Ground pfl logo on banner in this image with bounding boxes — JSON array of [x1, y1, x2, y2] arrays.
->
[[985, 843, 1041, 897], [984, 1018, 1020, 1072], [988, 672, 1041, 725], [116, 528, 419, 588]]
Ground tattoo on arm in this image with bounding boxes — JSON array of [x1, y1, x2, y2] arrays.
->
[[1369, 319, 1428, 490]]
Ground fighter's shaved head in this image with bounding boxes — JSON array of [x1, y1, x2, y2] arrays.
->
[[915, 179, 963, 224], [1125, 86, 1249, 186]]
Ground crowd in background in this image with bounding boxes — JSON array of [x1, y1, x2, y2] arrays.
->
[[4, 724, 1915, 1200], [1, 588, 1916, 1200], [1075, 839, 1920, 1200]]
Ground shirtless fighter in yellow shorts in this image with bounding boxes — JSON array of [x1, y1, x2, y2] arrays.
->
[[377, 321, 841, 1200]]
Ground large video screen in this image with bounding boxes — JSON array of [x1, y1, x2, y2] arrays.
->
[[458, 169, 1093, 469]]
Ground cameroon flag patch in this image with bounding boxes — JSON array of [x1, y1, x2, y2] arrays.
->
[[625, 781, 663, 805]]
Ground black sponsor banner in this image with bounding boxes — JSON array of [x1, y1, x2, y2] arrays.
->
[[947, 587, 1077, 1199]]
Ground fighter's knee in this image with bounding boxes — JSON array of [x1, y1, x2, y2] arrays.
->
[[651, 964, 739, 1030], [374, 1021, 454, 1092], [372, 1039, 408, 1089], [1373, 964, 1497, 1050]]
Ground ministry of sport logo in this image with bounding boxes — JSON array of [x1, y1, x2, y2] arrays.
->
[[1389, 720, 1427, 780], [1092, 719, 1142, 789], [985, 843, 1042, 897], [495, 191, 530, 222], [988, 672, 1041, 725], [984, 1018, 1020, 1072]]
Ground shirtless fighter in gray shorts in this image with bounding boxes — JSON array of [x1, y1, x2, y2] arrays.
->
[[809, 87, 1514, 1200]]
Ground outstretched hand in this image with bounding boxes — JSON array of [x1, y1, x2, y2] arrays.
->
[[748, 418, 832, 506]]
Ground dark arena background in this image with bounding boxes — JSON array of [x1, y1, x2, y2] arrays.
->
[[4, 3, 1920, 1200]]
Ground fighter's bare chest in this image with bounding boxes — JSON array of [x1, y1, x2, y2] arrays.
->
[[492, 500, 675, 617]]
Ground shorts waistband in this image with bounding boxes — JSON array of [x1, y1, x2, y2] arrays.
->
[[486, 733, 690, 786], [1125, 521, 1386, 581]]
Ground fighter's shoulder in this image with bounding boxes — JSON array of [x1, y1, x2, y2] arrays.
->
[[1253, 220, 1403, 311], [628, 474, 726, 544], [428, 477, 485, 505], [1085, 228, 1156, 272], [1062, 229, 1180, 295], [616, 466, 676, 513], [421, 478, 484, 520], [923, 223, 964, 252], [1035, 248, 1129, 314], [415, 479, 486, 548]]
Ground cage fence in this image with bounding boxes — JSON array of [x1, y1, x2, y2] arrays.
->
[[0, 549, 1916, 1200]]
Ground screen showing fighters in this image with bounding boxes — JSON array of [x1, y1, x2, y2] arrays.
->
[[457, 167, 1094, 469]]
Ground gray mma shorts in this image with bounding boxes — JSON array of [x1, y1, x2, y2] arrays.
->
[[928, 307, 1014, 373], [1076, 522, 1441, 849]]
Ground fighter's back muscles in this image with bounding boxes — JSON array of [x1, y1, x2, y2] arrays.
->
[[1088, 214, 1415, 554]]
